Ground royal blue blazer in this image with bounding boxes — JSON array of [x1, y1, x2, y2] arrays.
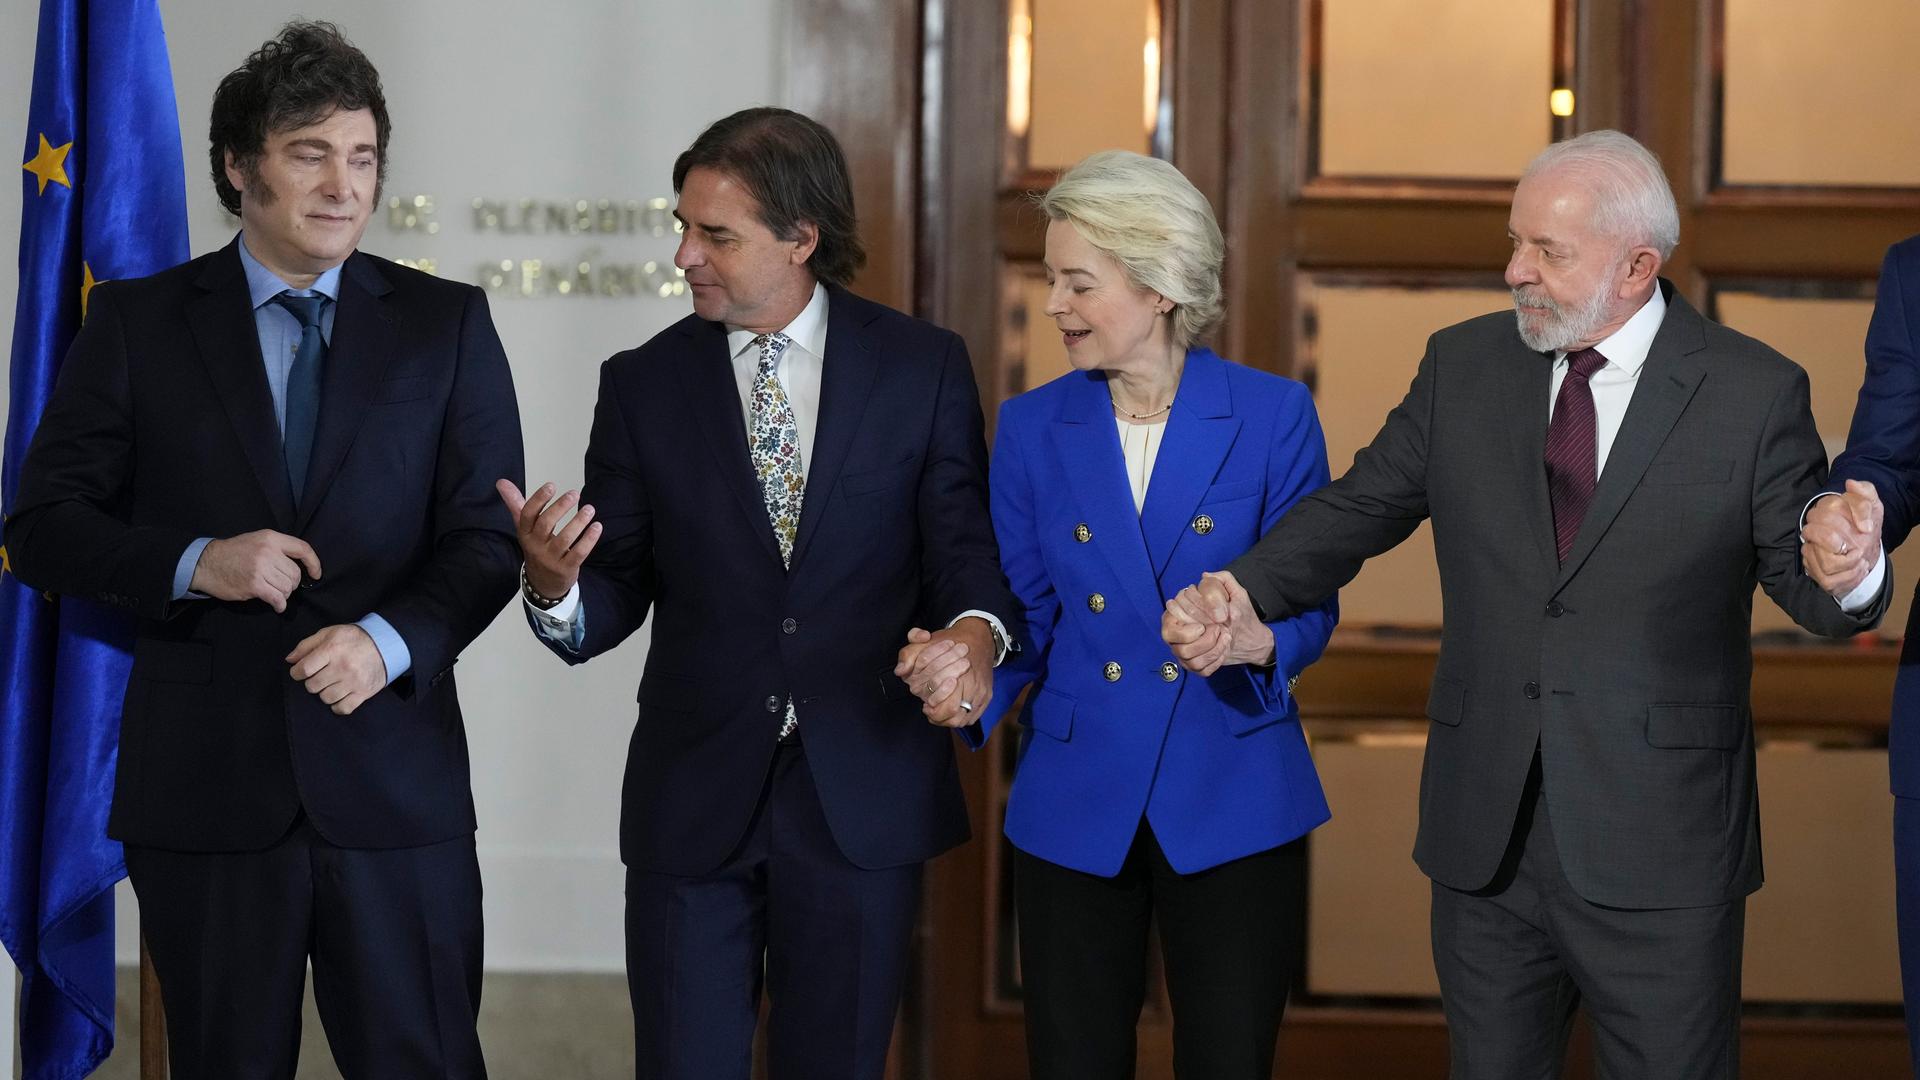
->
[[967, 347, 1338, 877]]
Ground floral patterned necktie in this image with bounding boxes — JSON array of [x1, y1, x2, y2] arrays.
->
[[749, 331, 803, 740]]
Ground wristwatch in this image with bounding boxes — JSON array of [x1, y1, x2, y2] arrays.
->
[[521, 565, 565, 611]]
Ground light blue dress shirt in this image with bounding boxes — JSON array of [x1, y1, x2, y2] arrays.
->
[[170, 236, 410, 683]]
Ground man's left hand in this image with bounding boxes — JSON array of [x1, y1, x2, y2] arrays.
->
[[894, 618, 995, 728], [288, 624, 389, 716], [1802, 479, 1884, 599], [1165, 570, 1275, 676]]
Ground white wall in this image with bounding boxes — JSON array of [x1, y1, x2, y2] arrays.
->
[[3, 0, 787, 973]]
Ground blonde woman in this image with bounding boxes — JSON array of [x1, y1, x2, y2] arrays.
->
[[912, 150, 1337, 1077]]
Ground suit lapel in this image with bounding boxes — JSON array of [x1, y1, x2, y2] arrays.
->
[[789, 288, 877, 573], [1503, 339, 1560, 573], [1553, 286, 1708, 592], [675, 318, 784, 565], [1138, 349, 1241, 577], [1051, 372, 1165, 627], [295, 253, 392, 532], [187, 242, 295, 529]]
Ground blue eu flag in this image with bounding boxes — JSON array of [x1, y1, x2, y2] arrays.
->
[[2, 0, 189, 1075]]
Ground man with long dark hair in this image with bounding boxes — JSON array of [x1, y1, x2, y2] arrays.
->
[[499, 107, 1018, 1078], [7, 22, 523, 1076]]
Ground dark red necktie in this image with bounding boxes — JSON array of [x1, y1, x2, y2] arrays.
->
[[1545, 347, 1609, 564]]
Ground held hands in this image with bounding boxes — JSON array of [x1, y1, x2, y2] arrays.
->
[[1801, 479, 1884, 600], [189, 529, 321, 613], [894, 618, 995, 728], [497, 479, 602, 599], [1161, 570, 1275, 677], [287, 624, 386, 716]]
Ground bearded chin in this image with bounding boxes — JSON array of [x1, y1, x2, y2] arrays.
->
[[1513, 285, 1613, 353], [1515, 306, 1560, 352]]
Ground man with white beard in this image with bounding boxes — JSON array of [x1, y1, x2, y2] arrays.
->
[[1162, 129, 1888, 1078]]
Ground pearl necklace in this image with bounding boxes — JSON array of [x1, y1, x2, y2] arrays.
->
[[1110, 395, 1173, 420]]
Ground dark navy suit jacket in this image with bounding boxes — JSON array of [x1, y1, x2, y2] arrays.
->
[[7, 240, 525, 851], [1830, 236, 1920, 797], [970, 348, 1337, 877], [542, 285, 1019, 875]]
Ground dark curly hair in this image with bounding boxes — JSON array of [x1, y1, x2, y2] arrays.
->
[[208, 21, 389, 216], [672, 108, 866, 288]]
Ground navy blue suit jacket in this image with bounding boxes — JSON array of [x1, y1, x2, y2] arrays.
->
[[970, 349, 1337, 876], [545, 286, 1019, 875], [7, 240, 526, 851], [1831, 236, 1920, 797]]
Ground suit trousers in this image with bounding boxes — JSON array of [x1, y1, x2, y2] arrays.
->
[[1430, 767, 1744, 1080], [1014, 822, 1307, 1080], [124, 816, 486, 1080], [1894, 795, 1920, 1077], [624, 738, 922, 1080]]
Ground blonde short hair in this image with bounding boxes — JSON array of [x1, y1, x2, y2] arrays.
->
[[1038, 150, 1225, 349]]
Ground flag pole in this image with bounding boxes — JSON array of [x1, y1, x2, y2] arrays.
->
[[2, 947, 16, 1076], [139, 933, 165, 1079]]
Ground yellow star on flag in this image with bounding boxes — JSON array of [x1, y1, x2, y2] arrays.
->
[[22, 133, 73, 195], [82, 262, 104, 319]]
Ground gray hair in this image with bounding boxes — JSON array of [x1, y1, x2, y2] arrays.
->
[[1521, 130, 1680, 260], [1038, 150, 1224, 349]]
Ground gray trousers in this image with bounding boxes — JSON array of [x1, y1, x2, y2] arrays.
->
[[1430, 773, 1745, 1080]]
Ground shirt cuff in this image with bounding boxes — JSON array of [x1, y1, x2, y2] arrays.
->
[[1800, 491, 1839, 530], [172, 537, 214, 600], [355, 613, 411, 685], [526, 579, 586, 652], [949, 609, 1014, 666], [1838, 547, 1888, 614]]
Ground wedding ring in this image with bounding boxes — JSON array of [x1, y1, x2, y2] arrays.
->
[[1838, 541, 1852, 555], [922, 683, 935, 696], [959, 700, 974, 713]]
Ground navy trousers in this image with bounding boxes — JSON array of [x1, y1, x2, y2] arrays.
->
[[624, 739, 922, 1080], [1896, 796, 1920, 1077], [125, 817, 486, 1080]]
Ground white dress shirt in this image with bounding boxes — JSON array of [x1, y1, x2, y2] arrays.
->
[[528, 282, 1011, 657], [1549, 287, 1882, 611], [726, 281, 830, 478], [1545, 285, 1665, 473]]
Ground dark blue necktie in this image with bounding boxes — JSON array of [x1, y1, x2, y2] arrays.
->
[[273, 292, 327, 502]]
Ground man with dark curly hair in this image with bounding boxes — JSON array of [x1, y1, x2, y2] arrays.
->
[[6, 21, 523, 1077]]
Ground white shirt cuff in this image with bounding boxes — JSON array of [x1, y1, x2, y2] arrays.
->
[[949, 609, 1013, 666], [1838, 547, 1888, 614], [1800, 491, 1839, 530], [525, 578, 582, 632]]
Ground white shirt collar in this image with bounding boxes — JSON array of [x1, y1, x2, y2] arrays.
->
[[726, 282, 829, 361], [1557, 285, 1666, 376]]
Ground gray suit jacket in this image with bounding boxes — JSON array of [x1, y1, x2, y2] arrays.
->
[[1231, 282, 1887, 910]]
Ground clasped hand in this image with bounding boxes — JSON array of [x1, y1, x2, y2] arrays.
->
[[1160, 570, 1275, 676], [1801, 479, 1885, 600], [894, 618, 995, 727], [184, 529, 386, 714]]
